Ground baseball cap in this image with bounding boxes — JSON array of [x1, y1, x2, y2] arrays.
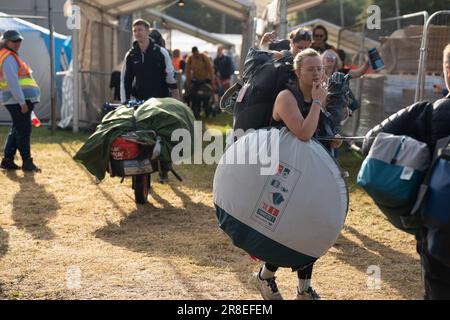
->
[[1, 30, 24, 41]]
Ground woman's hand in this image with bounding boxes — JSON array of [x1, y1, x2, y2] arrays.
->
[[342, 106, 350, 121], [21, 104, 29, 114], [311, 81, 328, 105], [330, 134, 343, 149], [260, 31, 276, 48]]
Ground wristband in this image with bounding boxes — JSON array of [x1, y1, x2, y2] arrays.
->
[[312, 99, 323, 107], [313, 100, 331, 117]]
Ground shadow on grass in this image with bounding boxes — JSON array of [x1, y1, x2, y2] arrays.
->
[[5, 170, 59, 240], [94, 182, 257, 299], [330, 225, 421, 299], [57, 141, 257, 297]]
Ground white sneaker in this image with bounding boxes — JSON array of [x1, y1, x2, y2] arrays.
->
[[296, 286, 321, 300], [253, 272, 283, 300]]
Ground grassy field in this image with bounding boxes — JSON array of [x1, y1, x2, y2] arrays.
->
[[0, 113, 422, 300]]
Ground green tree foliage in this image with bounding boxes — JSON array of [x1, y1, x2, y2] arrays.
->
[[163, 0, 242, 33], [296, 0, 450, 28], [363, 0, 449, 18], [295, 0, 367, 27]]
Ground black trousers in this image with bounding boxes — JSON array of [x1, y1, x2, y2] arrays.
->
[[3, 101, 34, 161], [265, 262, 314, 279], [417, 236, 450, 300]]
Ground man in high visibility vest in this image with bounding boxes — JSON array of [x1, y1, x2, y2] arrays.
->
[[0, 30, 41, 172]]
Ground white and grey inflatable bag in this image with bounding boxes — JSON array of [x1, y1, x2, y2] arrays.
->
[[213, 127, 348, 267]]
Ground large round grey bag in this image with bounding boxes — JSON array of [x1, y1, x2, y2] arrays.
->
[[213, 127, 348, 267]]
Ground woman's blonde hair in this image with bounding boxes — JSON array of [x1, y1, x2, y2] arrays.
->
[[293, 48, 321, 70]]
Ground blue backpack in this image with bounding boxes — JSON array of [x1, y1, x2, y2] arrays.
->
[[422, 138, 450, 228], [409, 135, 450, 266], [357, 132, 431, 233]]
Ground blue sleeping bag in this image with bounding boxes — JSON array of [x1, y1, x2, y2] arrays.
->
[[357, 132, 430, 233]]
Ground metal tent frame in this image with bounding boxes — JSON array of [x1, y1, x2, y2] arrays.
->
[[67, 0, 323, 132]]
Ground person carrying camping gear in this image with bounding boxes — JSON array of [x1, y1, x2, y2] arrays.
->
[[321, 49, 368, 157], [185, 46, 214, 119], [415, 43, 450, 300], [220, 28, 312, 119], [360, 44, 450, 299], [149, 28, 166, 48], [253, 48, 343, 301], [232, 28, 346, 150], [0, 30, 41, 172], [230, 28, 313, 133], [120, 19, 180, 183], [258, 28, 313, 61]]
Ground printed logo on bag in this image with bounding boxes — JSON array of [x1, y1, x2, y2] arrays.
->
[[252, 162, 301, 231]]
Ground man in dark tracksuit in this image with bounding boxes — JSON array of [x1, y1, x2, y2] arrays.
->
[[120, 20, 179, 102], [416, 43, 450, 300], [120, 19, 180, 183]]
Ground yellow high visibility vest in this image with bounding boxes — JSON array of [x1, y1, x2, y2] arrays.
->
[[0, 48, 40, 101]]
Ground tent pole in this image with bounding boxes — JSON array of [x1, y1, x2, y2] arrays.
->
[[72, 27, 79, 133], [66, 0, 80, 133], [48, 0, 56, 134], [279, 0, 288, 39], [240, 4, 256, 72]]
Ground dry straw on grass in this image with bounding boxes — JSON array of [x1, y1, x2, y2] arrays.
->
[[0, 120, 422, 300]]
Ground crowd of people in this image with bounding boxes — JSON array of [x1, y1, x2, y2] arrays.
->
[[110, 19, 235, 121]]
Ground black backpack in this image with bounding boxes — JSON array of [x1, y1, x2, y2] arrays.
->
[[233, 48, 295, 132]]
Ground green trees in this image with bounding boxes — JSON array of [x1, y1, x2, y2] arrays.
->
[[163, 0, 242, 33], [295, 0, 449, 28]]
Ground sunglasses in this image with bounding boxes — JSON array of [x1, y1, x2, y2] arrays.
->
[[11, 39, 22, 43]]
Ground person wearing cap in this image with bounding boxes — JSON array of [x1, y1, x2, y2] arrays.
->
[[0, 30, 41, 172], [259, 28, 313, 61]]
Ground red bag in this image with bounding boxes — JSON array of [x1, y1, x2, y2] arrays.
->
[[111, 137, 140, 160]]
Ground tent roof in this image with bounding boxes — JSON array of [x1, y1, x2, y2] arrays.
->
[[287, 0, 324, 14], [80, 0, 255, 21], [80, 0, 324, 20], [168, 29, 242, 56], [0, 12, 68, 40], [145, 9, 236, 49]]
